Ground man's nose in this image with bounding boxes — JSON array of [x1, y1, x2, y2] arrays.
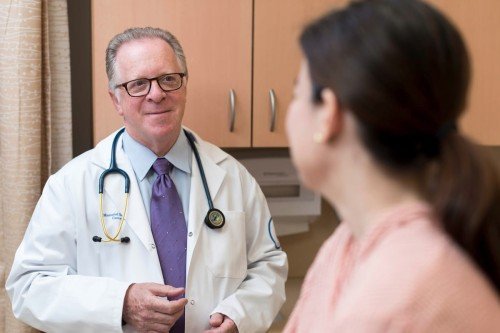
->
[[147, 80, 166, 102]]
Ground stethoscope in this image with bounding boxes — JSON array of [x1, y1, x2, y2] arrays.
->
[[92, 128, 225, 243]]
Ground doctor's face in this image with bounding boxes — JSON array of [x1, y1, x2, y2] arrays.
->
[[110, 37, 187, 151]]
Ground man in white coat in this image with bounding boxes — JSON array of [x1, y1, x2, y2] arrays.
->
[[6, 27, 287, 333]]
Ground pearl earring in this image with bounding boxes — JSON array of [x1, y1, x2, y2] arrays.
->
[[313, 132, 325, 143]]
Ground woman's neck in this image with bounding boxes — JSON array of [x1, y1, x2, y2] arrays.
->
[[322, 150, 424, 239]]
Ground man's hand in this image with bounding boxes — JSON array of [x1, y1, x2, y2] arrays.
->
[[122, 282, 188, 333], [204, 313, 239, 333]]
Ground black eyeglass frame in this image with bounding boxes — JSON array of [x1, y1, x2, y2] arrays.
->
[[115, 72, 187, 97]]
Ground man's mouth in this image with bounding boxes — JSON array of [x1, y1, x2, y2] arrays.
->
[[146, 109, 172, 115]]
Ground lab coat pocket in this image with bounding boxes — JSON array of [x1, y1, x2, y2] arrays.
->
[[204, 210, 247, 279]]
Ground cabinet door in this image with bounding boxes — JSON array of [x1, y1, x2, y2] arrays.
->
[[92, 0, 252, 147], [427, 0, 500, 145], [253, 0, 346, 147]]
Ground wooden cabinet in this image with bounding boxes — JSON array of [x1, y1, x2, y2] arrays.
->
[[253, 0, 341, 147], [92, 0, 251, 147], [91, 0, 336, 147], [162, 1, 253, 147], [92, 1, 500, 147], [426, 0, 500, 145]]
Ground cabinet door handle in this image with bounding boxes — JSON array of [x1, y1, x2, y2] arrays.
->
[[269, 89, 277, 132], [229, 89, 236, 132]]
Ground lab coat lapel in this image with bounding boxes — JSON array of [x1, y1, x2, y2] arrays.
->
[[186, 138, 226, 271]]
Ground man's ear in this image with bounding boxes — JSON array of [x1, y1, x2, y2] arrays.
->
[[109, 89, 123, 116], [315, 88, 342, 142]]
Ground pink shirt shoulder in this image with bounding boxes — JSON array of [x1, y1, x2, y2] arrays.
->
[[284, 203, 500, 333]]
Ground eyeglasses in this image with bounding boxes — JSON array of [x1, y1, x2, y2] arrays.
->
[[115, 73, 186, 97]]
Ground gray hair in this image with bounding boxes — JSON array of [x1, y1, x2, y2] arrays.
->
[[105, 27, 188, 89]]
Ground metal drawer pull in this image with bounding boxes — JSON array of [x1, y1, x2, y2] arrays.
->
[[269, 89, 276, 132], [229, 89, 236, 132]]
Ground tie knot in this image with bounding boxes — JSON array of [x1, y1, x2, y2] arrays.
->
[[152, 158, 173, 176]]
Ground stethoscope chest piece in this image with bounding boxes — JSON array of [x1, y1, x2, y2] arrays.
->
[[205, 208, 225, 229]]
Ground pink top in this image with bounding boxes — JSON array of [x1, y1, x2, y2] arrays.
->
[[284, 203, 500, 332]]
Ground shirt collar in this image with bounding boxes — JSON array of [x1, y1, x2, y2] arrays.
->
[[122, 129, 192, 181]]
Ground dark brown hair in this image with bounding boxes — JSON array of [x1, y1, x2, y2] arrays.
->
[[301, 0, 499, 290]]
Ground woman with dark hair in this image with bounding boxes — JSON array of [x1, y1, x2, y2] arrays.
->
[[284, 0, 500, 331]]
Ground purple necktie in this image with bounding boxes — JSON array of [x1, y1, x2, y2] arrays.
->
[[151, 158, 186, 333]]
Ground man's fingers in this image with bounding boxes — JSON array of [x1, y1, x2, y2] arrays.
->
[[206, 314, 238, 333], [139, 310, 176, 324], [148, 284, 184, 298], [151, 296, 188, 315], [123, 282, 188, 332], [164, 286, 185, 298], [209, 312, 224, 327]]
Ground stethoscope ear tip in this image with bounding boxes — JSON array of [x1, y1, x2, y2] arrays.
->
[[92, 235, 130, 243]]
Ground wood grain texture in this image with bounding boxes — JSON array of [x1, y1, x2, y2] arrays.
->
[[428, 0, 500, 145], [91, 0, 252, 147]]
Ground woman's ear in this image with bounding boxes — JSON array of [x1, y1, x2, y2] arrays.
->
[[314, 88, 341, 143]]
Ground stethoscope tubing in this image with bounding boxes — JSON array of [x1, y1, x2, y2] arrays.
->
[[98, 127, 130, 194], [184, 129, 214, 210], [184, 130, 225, 229]]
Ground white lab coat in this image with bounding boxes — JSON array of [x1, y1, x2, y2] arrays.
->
[[6, 129, 288, 333]]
